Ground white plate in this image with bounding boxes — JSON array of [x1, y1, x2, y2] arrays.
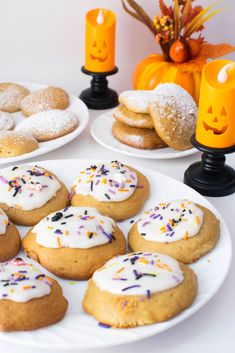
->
[[0, 82, 89, 165], [91, 112, 198, 160], [0, 159, 231, 350]]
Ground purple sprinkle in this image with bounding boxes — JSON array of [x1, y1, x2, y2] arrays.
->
[[189, 209, 192, 214], [79, 225, 84, 229], [146, 290, 151, 299], [2, 294, 7, 298], [112, 278, 128, 281], [166, 224, 173, 232], [108, 189, 116, 194], [54, 229, 63, 235], [122, 300, 128, 308], [63, 207, 69, 212], [98, 322, 111, 329], [142, 221, 150, 227], [153, 214, 160, 219], [0, 176, 8, 184], [122, 285, 141, 292], [172, 275, 181, 283], [169, 231, 175, 237], [18, 270, 27, 273]]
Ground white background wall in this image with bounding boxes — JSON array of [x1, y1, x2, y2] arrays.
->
[[0, 0, 234, 94]]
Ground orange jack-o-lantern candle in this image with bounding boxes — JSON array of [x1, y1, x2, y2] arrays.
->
[[85, 9, 116, 73], [196, 59, 235, 148]]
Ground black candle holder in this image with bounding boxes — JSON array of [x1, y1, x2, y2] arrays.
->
[[79, 66, 119, 110], [184, 134, 235, 197]]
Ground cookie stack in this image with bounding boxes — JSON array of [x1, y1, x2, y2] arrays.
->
[[112, 90, 166, 150], [112, 84, 198, 151]]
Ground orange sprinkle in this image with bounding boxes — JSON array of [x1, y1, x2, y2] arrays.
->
[[118, 189, 129, 192], [65, 230, 69, 236], [196, 216, 200, 224], [181, 203, 185, 208], [22, 286, 32, 290], [57, 237, 61, 247], [116, 267, 125, 274], [48, 226, 53, 230], [138, 258, 149, 265], [184, 230, 189, 240]]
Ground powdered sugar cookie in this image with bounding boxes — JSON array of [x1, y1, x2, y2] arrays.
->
[[0, 83, 29, 113], [0, 131, 38, 158], [119, 90, 153, 114], [0, 208, 21, 262], [83, 252, 197, 328], [15, 110, 79, 142], [22, 206, 126, 280], [113, 104, 154, 129], [0, 111, 14, 131], [112, 121, 166, 150], [128, 200, 220, 263], [70, 161, 150, 221], [149, 83, 198, 151], [0, 258, 68, 331], [20, 86, 69, 117], [0, 164, 69, 226]]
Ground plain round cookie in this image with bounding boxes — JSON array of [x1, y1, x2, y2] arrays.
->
[[0, 169, 69, 226], [20, 86, 69, 117], [0, 222, 21, 262], [128, 205, 220, 264], [113, 104, 154, 129], [0, 131, 38, 158], [149, 83, 198, 151], [71, 167, 150, 221], [83, 263, 197, 328], [0, 278, 68, 331], [0, 83, 29, 113], [0, 111, 14, 131], [22, 226, 126, 280], [112, 121, 167, 150], [119, 90, 153, 114], [15, 110, 79, 142]]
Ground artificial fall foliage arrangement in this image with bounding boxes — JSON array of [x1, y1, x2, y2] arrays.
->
[[122, 0, 235, 103]]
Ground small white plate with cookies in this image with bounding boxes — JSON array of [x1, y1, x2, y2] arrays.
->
[[0, 82, 89, 165], [91, 85, 199, 159], [91, 112, 198, 160], [0, 159, 231, 349]]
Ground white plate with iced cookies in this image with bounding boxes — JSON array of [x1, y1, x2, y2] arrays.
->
[[0, 159, 231, 349], [0, 82, 89, 165], [91, 84, 199, 159]]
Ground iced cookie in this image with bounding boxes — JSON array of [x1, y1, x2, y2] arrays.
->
[[83, 252, 197, 328], [113, 105, 154, 129], [0, 83, 29, 113], [149, 83, 198, 151], [70, 161, 150, 221], [15, 110, 79, 142], [128, 200, 220, 263], [0, 209, 21, 262], [0, 165, 69, 226], [112, 121, 166, 150], [20, 86, 69, 117], [22, 206, 126, 280], [0, 111, 14, 131], [0, 258, 68, 331], [119, 90, 153, 114], [0, 131, 38, 158]]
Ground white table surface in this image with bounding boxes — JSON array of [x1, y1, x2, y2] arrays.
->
[[2, 109, 234, 353]]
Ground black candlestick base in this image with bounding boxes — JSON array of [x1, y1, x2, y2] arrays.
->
[[79, 66, 119, 110], [184, 134, 235, 197]]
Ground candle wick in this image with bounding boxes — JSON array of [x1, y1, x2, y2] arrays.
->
[[96, 9, 104, 25], [217, 63, 235, 83]]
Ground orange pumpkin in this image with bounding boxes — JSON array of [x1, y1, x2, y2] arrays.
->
[[132, 54, 207, 104]]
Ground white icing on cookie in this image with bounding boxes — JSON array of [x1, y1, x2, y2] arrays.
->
[[119, 90, 153, 113], [33, 206, 116, 249], [93, 252, 183, 296], [0, 165, 61, 211], [138, 200, 203, 243], [0, 111, 14, 131], [72, 161, 138, 202], [0, 209, 9, 235], [0, 258, 51, 302]]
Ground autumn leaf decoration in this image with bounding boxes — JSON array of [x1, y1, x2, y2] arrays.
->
[[122, 0, 235, 63]]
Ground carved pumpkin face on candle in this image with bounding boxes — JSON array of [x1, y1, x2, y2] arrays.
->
[[85, 9, 116, 73], [196, 60, 235, 148], [90, 39, 109, 63]]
